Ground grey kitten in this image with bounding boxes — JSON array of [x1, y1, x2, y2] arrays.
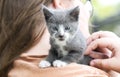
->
[[39, 6, 92, 68]]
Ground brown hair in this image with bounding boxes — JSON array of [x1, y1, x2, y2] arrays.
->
[[0, 0, 52, 76]]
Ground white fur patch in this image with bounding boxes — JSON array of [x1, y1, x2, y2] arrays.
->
[[59, 25, 65, 36], [39, 60, 51, 68], [53, 60, 68, 67], [55, 39, 68, 56]]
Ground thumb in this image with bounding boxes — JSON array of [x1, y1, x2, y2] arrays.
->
[[90, 58, 115, 71]]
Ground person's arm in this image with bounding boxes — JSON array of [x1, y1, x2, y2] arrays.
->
[[85, 31, 120, 72]]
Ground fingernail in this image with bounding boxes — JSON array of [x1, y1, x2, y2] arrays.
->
[[84, 50, 89, 55], [90, 61, 95, 66]]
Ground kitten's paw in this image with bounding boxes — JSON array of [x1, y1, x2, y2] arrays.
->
[[53, 60, 68, 67], [39, 60, 51, 68]]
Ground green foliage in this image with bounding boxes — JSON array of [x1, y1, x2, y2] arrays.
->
[[91, 0, 120, 36], [92, 0, 118, 20]]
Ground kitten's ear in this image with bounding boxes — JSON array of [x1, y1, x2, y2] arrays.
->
[[69, 6, 80, 21], [42, 5, 53, 21]]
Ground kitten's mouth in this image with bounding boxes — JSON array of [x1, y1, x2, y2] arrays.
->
[[59, 38, 64, 41]]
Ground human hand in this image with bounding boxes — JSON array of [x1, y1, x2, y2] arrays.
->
[[85, 31, 120, 72]]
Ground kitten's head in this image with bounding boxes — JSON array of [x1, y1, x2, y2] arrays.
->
[[43, 6, 80, 41]]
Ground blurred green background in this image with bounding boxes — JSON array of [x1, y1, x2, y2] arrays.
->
[[84, 0, 120, 36]]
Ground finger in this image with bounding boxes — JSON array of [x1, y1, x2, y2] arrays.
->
[[84, 46, 109, 55], [95, 48, 112, 58], [90, 58, 114, 71], [89, 51, 109, 59], [85, 48, 112, 58], [86, 38, 117, 55], [87, 31, 119, 45], [97, 31, 119, 38], [87, 32, 101, 45]]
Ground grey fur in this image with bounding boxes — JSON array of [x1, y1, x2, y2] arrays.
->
[[41, 6, 92, 67]]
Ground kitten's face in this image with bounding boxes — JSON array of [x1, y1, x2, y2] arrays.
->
[[43, 6, 79, 41], [47, 20, 78, 41]]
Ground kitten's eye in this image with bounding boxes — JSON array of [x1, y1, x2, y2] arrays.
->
[[65, 26, 70, 30], [53, 27, 58, 31]]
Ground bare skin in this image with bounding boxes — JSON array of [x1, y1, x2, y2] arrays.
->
[[85, 31, 120, 73]]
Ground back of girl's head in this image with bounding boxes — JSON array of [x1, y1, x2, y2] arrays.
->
[[0, 0, 52, 76]]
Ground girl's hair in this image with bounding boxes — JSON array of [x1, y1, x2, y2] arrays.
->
[[0, 0, 52, 76]]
